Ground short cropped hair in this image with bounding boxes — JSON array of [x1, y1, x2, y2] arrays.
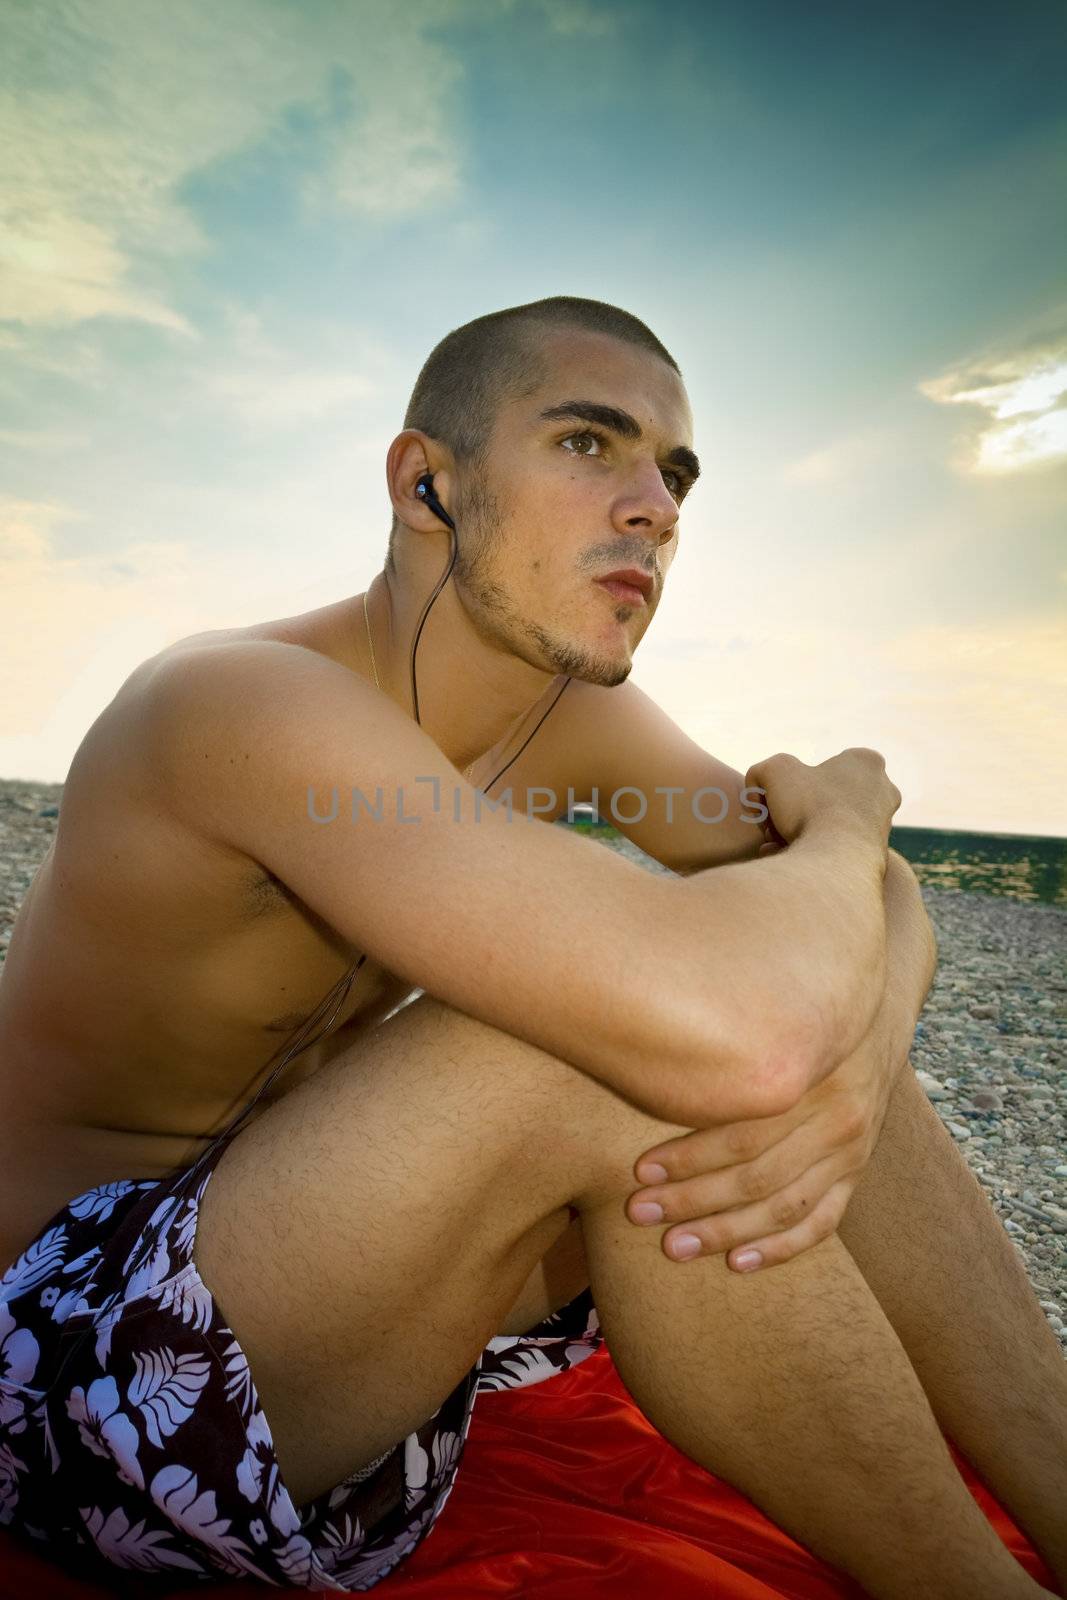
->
[[385, 295, 681, 571]]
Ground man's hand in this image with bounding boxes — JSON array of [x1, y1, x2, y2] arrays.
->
[[626, 1011, 907, 1271], [626, 845, 935, 1272], [747, 746, 901, 852]]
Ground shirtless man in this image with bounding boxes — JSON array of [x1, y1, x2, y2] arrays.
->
[[1, 296, 1063, 1596]]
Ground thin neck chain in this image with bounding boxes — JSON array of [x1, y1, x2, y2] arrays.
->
[[361, 589, 381, 690], [363, 589, 475, 782]]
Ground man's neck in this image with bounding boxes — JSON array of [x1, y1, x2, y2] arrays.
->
[[355, 568, 561, 778]]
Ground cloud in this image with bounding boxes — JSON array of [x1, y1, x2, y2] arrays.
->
[[970, 406, 1067, 473], [0, 327, 107, 387], [0, 0, 475, 333], [0, 208, 196, 335], [919, 333, 1067, 474]]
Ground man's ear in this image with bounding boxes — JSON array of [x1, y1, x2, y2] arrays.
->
[[385, 430, 455, 533]]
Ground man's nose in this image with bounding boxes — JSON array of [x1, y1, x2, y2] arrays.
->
[[616, 463, 679, 545]]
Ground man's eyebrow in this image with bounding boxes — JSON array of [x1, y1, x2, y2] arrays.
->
[[537, 399, 701, 480]]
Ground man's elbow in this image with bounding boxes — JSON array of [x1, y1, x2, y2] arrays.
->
[[749, 999, 827, 1114], [672, 998, 822, 1127]]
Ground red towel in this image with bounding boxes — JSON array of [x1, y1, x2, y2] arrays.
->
[[0, 1344, 1057, 1598]]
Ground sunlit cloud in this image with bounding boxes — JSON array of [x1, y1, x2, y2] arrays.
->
[[0, 209, 195, 335], [972, 407, 1067, 473], [1, 0, 473, 334], [919, 337, 1067, 474]]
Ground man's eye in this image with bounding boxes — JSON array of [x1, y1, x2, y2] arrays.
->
[[561, 430, 605, 457]]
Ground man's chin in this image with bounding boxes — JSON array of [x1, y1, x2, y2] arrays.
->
[[546, 644, 631, 688], [582, 657, 631, 689], [519, 613, 633, 687]]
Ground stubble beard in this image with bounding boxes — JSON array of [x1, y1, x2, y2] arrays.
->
[[452, 472, 633, 689]]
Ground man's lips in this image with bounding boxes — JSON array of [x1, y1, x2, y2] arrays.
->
[[596, 568, 654, 605]]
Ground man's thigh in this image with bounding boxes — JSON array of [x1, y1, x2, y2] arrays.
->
[[497, 1208, 590, 1336], [191, 991, 693, 1507]]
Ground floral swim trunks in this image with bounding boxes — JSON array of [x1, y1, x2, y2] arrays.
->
[[0, 1138, 602, 1590]]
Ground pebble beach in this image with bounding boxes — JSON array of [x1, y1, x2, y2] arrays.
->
[[2, 776, 1065, 1351]]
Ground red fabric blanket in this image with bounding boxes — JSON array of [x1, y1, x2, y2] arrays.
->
[[1, 1344, 1057, 1598]]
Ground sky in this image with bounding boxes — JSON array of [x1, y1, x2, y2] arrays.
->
[[1, 0, 1065, 835]]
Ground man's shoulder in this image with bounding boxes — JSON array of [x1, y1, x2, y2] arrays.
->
[[123, 628, 378, 851], [146, 625, 371, 716], [42, 638, 290, 938]]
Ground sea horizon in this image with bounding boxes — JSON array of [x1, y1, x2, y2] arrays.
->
[[563, 810, 1067, 907]]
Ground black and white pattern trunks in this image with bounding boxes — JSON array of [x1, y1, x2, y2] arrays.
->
[[0, 1139, 602, 1590]]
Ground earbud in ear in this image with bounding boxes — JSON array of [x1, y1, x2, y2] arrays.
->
[[414, 473, 456, 534]]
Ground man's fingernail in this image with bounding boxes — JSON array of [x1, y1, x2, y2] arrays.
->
[[631, 1202, 664, 1224], [671, 1234, 702, 1259], [733, 1250, 763, 1271], [637, 1163, 668, 1183]]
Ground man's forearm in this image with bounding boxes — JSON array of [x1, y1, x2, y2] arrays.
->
[[804, 850, 937, 1092], [680, 819, 889, 1114]]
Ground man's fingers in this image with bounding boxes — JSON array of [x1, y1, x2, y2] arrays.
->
[[648, 1159, 849, 1264], [720, 1181, 853, 1274], [633, 1100, 831, 1197], [635, 1109, 802, 1185], [628, 1135, 831, 1225]]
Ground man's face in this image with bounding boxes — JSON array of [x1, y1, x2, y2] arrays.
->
[[451, 329, 698, 688]]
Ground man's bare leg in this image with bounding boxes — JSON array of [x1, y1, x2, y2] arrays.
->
[[833, 1060, 1067, 1589], [194, 996, 1050, 1599], [580, 1192, 1051, 1599]]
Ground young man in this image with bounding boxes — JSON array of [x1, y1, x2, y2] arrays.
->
[[0, 297, 1063, 1596]]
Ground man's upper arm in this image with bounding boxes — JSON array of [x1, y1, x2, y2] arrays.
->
[[143, 641, 770, 1125], [557, 679, 765, 873]]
